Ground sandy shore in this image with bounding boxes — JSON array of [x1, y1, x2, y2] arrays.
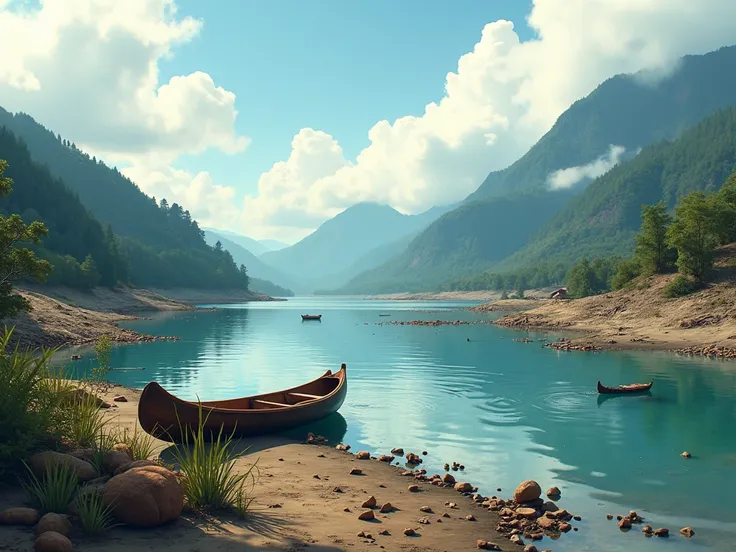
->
[[490, 275, 736, 356], [6, 286, 280, 349], [365, 288, 560, 302], [0, 384, 593, 551]]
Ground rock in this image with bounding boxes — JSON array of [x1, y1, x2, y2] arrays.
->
[[442, 512, 450, 518], [313, 474, 321, 479], [112, 443, 134, 460], [34, 531, 73, 552], [378, 454, 394, 463], [454, 482, 473, 493], [559, 522, 572, 533], [419, 506, 433, 513], [515, 507, 537, 519], [573, 515, 582, 521], [466, 514, 476, 521], [69, 448, 95, 462], [642, 525, 653, 534], [542, 501, 557, 512], [379, 503, 393, 513], [113, 394, 128, 402], [361, 496, 377, 508], [536, 516, 555, 529], [680, 526, 695, 538], [408, 484, 420, 492], [513, 480, 541, 503], [333, 486, 343, 493], [358, 510, 375, 521], [103, 465, 184, 527], [0, 507, 40, 525], [524, 546, 539, 552], [68, 388, 112, 409], [606, 514, 613, 520], [442, 473, 455, 485], [356, 451, 370, 460], [477, 541, 502, 551], [391, 448, 404, 456], [114, 459, 156, 475], [654, 528, 669, 537], [422, 451, 428, 455], [36, 513, 72, 537], [403, 528, 416, 536], [545, 486, 561, 498], [618, 518, 632, 529], [510, 534, 524, 545], [336, 443, 350, 451], [681, 451, 691, 458], [379, 529, 390, 535], [349, 468, 363, 475], [406, 453, 422, 465], [419, 517, 430, 524], [103, 449, 132, 474], [29, 451, 98, 482]]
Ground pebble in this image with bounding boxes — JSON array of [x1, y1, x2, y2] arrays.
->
[[524, 546, 539, 552], [379, 529, 390, 536], [336, 444, 351, 451], [361, 496, 377, 508], [356, 451, 371, 460], [358, 510, 375, 521], [349, 468, 363, 475], [466, 514, 476, 521], [654, 528, 670, 537], [408, 485, 420, 493], [403, 528, 416, 536], [477, 541, 502, 550], [391, 448, 404, 455], [642, 525, 653, 534], [546, 486, 561, 498], [419, 517, 430, 525], [379, 503, 393, 513], [681, 451, 691, 458], [333, 487, 343, 493], [680, 526, 695, 538], [419, 506, 433, 513], [618, 518, 631, 529], [510, 534, 524, 545]]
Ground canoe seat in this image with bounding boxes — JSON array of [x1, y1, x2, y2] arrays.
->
[[289, 392, 321, 400], [253, 399, 290, 408]]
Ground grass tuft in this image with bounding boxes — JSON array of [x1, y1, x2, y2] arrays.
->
[[114, 425, 157, 461], [21, 460, 79, 513], [74, 489, 115, 534], [170, 402, 259, 512]]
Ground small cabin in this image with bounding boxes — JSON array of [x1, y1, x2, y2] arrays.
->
[[550, 287, 567, 300]]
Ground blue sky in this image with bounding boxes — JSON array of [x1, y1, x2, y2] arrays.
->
[[159, 0, 533, 205]]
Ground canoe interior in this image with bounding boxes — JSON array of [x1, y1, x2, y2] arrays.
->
[[199, 374, 341, 410], [301, 314, 322, 320]]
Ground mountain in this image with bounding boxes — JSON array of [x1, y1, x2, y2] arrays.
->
[[335, 45, 736, 293], [249, 277, 294, 297], [259, 202, 454, 289], [0, 109, 249, 291], [202, 229, 289, 257], [496, 106, 736, 271], [202, 230, 298, 292]]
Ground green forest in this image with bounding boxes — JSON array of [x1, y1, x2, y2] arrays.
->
[[0, 124, 250, 295]]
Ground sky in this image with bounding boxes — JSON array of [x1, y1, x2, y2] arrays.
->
[[1, 0, 736, 244]]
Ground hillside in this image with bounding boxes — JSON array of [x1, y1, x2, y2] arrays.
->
[[202, 228, 288, 257], [0, 110, 250, 291], [492, 244, 736, 355], [498, 106, 736, 270], [202, 230, 297, 293], [338, 45, 736, 294], [259, 202, 453, 286]]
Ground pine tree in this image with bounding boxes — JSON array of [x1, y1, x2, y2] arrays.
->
[[80, 254, 101, 288], [667, 192, 720, 281]]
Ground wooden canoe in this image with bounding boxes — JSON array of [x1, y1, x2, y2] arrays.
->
[[301, 314, 322, 321], [138, 364, 348, 442], [597, 380, 653, 394]]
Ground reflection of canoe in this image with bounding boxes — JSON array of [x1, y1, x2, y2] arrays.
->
[[138, 365, 348, 442], [597, 380, 653, 394], [597, 391, 652, 407], [301, 314, 322, 321]]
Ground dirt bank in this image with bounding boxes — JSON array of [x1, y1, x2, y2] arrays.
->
[[493, 273, 736, 357], [366, 287, 562, 302], [0, 384, 589, 552]]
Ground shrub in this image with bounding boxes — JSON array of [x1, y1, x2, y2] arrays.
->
[[170, 403, 259, 512], [21, 460, 79, 513], [663, 274, 701, 298]]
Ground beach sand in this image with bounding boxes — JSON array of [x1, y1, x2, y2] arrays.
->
[[0, 384, 560, 552]]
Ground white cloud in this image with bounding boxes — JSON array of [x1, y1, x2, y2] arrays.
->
[[547, 145, 627, 190], [242, 0, 736, 240], [0, 0, 247, 221]]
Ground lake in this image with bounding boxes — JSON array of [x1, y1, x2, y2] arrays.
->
[[60, 297, 736, 551]]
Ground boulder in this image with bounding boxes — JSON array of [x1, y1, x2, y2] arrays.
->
[[36, 513, 72, 537], [112, 443, 134, 460], [356, 451, 370, 460], [29, 451, 98, 482], [103, 449, 132, 474], [513, 480, 542, 503], [442, 473, 455, 485], [546, 486, 561, 498], [0, 507, 39, 525], [34, 531, 73, 552], [102, 465, 183, 527], [454, 482, 473, 493], [114, 459, 156, 475]]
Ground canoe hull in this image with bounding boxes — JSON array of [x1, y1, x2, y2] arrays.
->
[[138, 365, 347, 442], [597, 380, 653, 395], [301, 314, 322, 321]]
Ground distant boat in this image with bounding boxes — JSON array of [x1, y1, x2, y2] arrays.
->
[[379, 313, 391, 317], [597, 380, 653, 394], [301, 314, 322, 321], [71, 354, 82, 360], [138, 365, 347, 442]]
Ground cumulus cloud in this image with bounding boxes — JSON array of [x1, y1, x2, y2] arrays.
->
[[242, 0, 736, 240], [0, 0, 247, 219], [547, 145, 627, 190]]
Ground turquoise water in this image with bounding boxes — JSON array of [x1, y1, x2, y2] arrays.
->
[[59, 297, 736, 551]]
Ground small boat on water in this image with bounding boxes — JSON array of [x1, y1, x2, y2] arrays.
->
[[597, 380, 653, 395], [301, 314, 322, 321], [379, 313, 391, 317], [138, 364, 348, 442]]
